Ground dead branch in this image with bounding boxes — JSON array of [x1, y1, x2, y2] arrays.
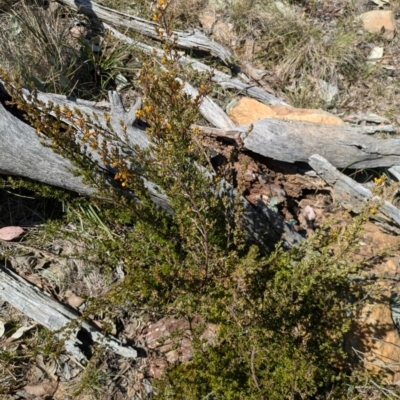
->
[[309, 154, 400, 234], [56, 0, 233, 64], [103, 23, 287, 107], [0, 264, 137, 359]]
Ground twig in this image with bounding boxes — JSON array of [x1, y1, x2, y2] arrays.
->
[[370, 379, 400, 399], [351, 347, 394, 372], [250, 346, 260, 389], [0, 239, 61, 260], [192, 125, 244, 147]]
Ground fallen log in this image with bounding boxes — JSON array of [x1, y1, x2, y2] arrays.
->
[[0, 82, 302, 249], [182, 81, 236, 130], [235, 118, 400, 169], [0, 263, 137, 360], [309, 154, 400, 234], [56, 0, 233, 64], [103, 23, 287, 106]]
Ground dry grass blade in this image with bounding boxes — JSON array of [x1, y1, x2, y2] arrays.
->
[[0, 0, 77, 90]]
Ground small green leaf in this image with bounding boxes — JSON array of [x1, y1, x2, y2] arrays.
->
[[30, 76, 46, 91], [59, 76, 69, 87], [115, 74, 128, 86], [286, 219, 297, 227], [269, 196, 278, 207]]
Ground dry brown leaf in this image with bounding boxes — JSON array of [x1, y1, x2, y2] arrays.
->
[[64, 290, 85, 308], [23, 379, 58, 397], [24, 274, 43, 288], [6, 324, 37, 343], [10, 325, 36, 339], [0, 226, 24, 241]]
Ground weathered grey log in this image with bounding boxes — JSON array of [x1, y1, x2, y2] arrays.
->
[[56, 0, 232, 64], [238, 118, 400, 169], [0, 84, 170, 210], [0, 264, 137, 358], [389, 166, 400, 181], [344, 112, 391, 125], [179, 57, 288, 106], [0, 101, 95, 196], [0, 82, 301, 249], [355, 125, 395, 135], [309, 154, 400, 233], [182, 82, 236, 130], [104, 22, 287, 106]]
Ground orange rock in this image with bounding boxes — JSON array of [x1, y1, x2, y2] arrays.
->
[[360, 10, 396, 40], [346, 300, 400, 383], [227, 97, 344, 125], [344, 224, 400, 384]]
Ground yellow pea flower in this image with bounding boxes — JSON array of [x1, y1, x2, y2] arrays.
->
[[374, 175, 386, 186]]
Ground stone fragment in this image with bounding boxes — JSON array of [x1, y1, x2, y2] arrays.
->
[[360, 10, 396, 40], [318, 80, 339, 104], [64, 290, 85, 308], [244, 170, 256, 182], [69, 25, 87, 39], [346, 300, 400, 382], [303, 205, 316, 222], [227, 97, 344, 125]]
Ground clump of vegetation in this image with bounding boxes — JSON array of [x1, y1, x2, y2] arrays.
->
[[1, 0, 399, 398], [0, 0, 140, 99]]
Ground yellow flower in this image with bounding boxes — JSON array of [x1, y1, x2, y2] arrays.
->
[[370, 208, 377, 215], [104, 113, 110, 122], [153, 13, 159, 21], [158, 0, 164, 5], [374, 175, 386, 185]]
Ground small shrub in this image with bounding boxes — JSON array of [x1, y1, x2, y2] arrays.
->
[[0, 1, 388, 398]]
